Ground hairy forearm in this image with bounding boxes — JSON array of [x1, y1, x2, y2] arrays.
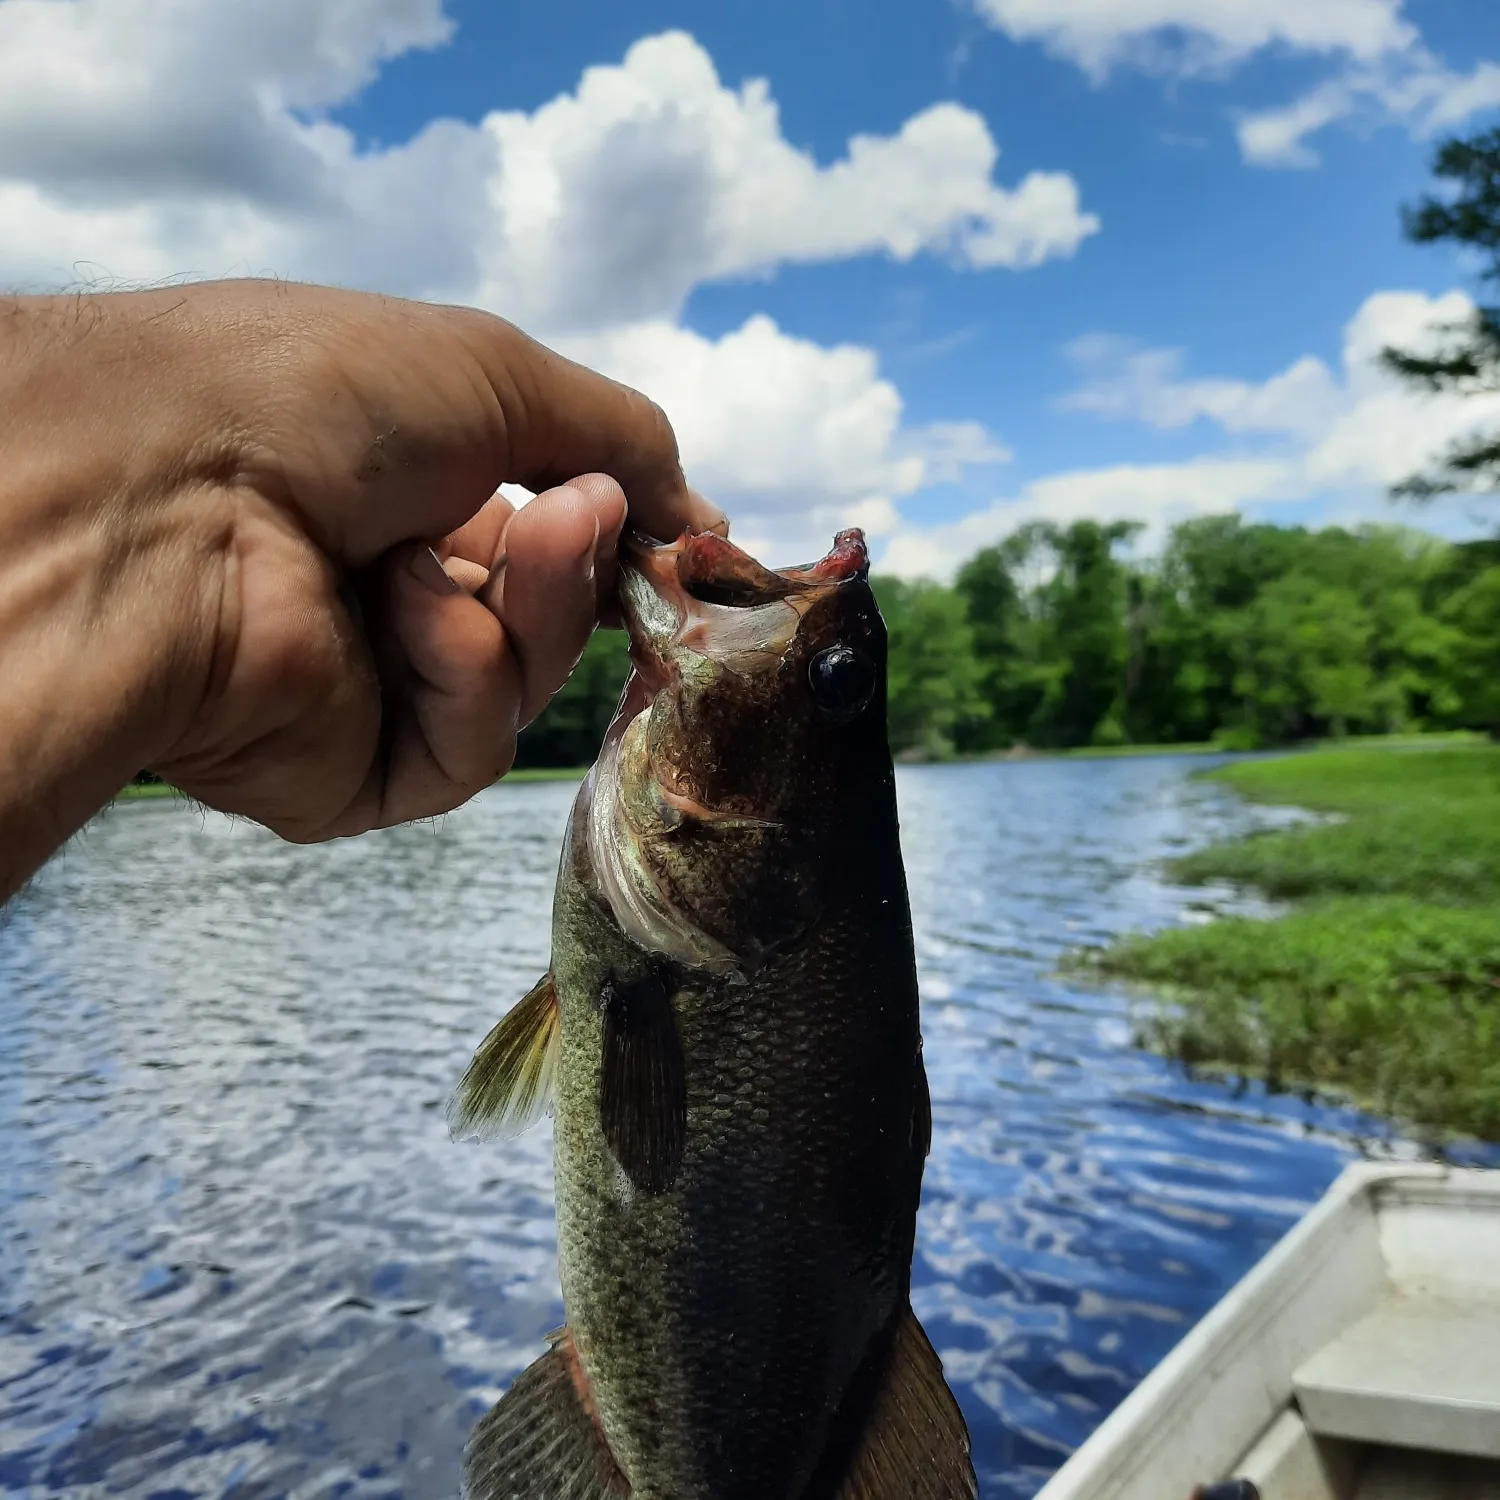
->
[[0, 295, 222, 900]]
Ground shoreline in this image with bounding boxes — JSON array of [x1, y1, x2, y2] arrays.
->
[[115, 731, 1487, 803], [1069, 742, 1500, 1142]]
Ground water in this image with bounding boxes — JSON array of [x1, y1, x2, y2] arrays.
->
[[0, 757, 1449, 1498]]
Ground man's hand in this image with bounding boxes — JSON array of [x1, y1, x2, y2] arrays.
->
[[0, 280, 725, 898]]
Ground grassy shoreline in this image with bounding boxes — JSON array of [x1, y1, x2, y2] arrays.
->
[[902, 729, 1486, 767], [1070, 743, 1500, 1140], [118, 731, 1485, 800]]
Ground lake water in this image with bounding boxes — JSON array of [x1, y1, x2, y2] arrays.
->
[[0, 757, 1459, 1499]]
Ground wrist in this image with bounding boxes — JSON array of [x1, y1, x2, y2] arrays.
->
[[0, 295, 228, 893]]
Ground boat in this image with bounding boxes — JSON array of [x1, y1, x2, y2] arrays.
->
[[1032, 1163, 1500, 1500]]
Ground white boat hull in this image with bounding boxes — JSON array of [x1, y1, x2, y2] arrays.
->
[[1033, 1164, 1500, 1500]]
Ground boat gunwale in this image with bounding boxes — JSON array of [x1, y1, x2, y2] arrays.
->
[[1031, 1163, 1500, 1500]]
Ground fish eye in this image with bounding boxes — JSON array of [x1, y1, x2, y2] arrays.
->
[[808, 646, 875, 723]]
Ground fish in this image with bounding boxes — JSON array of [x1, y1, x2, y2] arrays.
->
[[449, 525, 976, 1500]]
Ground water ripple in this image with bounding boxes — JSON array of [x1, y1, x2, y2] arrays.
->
[[1, 757, 1481, 1498]]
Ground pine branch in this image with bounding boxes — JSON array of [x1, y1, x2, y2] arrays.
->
[[1391, 430, 1500, 501]]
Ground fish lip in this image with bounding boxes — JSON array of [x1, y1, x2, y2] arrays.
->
[[617, 529, 686, 667], [781, 528, 870, 586], [619, 525, 870, 614], [600, 532, 680, 766], [605, 523, 874, 762]]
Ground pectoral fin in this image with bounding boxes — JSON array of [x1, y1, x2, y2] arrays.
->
[[834, 1304, 977, 1500], [462, 1330, 626, 1500], [599, 972, 686, 1193], [447, 974, 561, 1143]]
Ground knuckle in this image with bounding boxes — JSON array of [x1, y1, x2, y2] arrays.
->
[[626, 386, 680, 464]]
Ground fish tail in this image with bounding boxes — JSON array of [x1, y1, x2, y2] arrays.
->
[[817, 1303, 977, 1500], [463, 1329, 627, 1500]]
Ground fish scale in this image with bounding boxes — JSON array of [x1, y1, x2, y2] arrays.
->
[[554, 883, 918, 1494], [449, 528, 976, 1500]]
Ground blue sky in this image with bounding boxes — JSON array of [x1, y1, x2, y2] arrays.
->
[[2, 0, 1498, 572]]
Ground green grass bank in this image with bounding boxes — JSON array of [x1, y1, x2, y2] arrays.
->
[[1071, 743, 1500, 1141]]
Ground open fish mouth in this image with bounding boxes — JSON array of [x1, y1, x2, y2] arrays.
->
[[577, 527, 872, 976], [590, 526, 871, 769], [623, 526, 869, 613], [618, 524, 868, 680]]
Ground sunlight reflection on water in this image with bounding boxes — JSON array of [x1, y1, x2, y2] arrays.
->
[[0, 757, 1465, 1498]]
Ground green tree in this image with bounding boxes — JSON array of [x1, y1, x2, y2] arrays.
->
[[1383, 124, 1500, 497], [952, 542, 1040, 749], [1029, 520, 1139, 746], [514, 629, 631, 769], [505, 516, 1486, 770], [1443, 566, 1500, 735], [872, 577, 987, 759]]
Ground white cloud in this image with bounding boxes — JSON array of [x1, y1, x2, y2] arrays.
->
[[475, 38, 1097, 330], [1237, 55, 1500, 169], [1059, 334, 1343, 437], [561, 315, 1007, 565], [881, 288, 1500, 578], [0, 0, 451, 186], [973, 0, 1411, 79], [880, 458, 1294, 579], [0, 8, 1088, 563], [1423, 61, 1500, 132], [1304, 291, 1500, 490], [1062, 289, 1500, 490], [0, 16, 1097, 327], [1236, 81, 1358, 169], [972, 0, 1499, 169], [900, 421, 1014, 484], [565, 316, 919, 508]]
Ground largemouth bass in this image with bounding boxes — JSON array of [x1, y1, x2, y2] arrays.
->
[[450, 526, 975, 1500]]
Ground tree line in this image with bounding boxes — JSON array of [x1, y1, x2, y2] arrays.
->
[[513, 517, 1500, 767]]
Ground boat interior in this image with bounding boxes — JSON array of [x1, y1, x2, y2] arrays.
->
[[1212, 1172, 1500, 1500], [1221, 1404, 1500, 1500], [1032, 1167, 1500, 1500]]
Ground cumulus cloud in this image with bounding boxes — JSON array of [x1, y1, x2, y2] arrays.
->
[[1061, 290, 1500, 488], [560, 315, 1007, 565], [0, 14, 1097, 327], [1059, 334, 1344, 437], [475, 38, 1097, 330], [1236, 82, 1361, 170], [972, 0, 1411, 80], [1237, 57, 1500, 169], [899, 422, 1014, 484], [881, 458, 1294, 579], [1303, 291, 1500, 490], [0, 0, 453, 202], [971, 0, 1498, 169], [880, 288, 1500, 578], [0, 7, 1086, 564]]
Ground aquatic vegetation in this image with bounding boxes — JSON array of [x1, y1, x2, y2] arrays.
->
[[1076, 745, 1500, 1140]]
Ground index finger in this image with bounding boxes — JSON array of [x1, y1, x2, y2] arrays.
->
[[447, 309, 728, 544]]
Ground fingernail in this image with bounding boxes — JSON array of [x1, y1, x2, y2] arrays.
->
[[410, 546, 461, 595], [690, 488, 730, 537]]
